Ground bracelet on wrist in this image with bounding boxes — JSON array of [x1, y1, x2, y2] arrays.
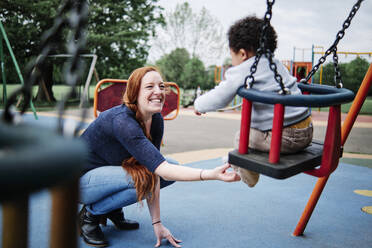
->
[[152, 220, 161, 225], [200, 169, 204, 181]]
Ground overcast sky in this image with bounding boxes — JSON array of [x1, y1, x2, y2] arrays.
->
[[155, 0, 372, 65]]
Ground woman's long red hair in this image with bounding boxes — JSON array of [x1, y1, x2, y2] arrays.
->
[[122, 66, 160, 203]]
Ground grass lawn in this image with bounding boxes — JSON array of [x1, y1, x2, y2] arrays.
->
[[0, 84, 97, 111], [316, 98, 372, 115]]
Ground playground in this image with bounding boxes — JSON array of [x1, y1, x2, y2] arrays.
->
[[1, 108, 371, 248], [1, 0, 372, 247]]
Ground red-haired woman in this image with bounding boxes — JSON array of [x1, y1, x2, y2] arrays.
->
[[79, 66, 240, 247]]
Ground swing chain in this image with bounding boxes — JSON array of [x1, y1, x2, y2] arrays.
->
[[302, 0, 364, 87], [56, 1, 89, 136], [245, 54, 261, 89], [3, 0, 89, 136], [244, 0, 290, 95], [333, 47, 343, 88]]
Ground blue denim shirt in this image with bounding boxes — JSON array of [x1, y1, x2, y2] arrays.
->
[[81, 105, 165, 174]]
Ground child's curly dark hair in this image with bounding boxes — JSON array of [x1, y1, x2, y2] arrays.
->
[[228, 15, 277, 54]]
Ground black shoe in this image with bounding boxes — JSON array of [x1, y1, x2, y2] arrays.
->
[[104, 208, 139, 230], [78, 206, 109, 247]]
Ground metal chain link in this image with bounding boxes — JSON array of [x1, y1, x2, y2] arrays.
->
[[332, 47, 343, 88], [244, 0, 289, 95], [57, 1, 89, 135], [3, 0, 89, 136], [302, 0, 364, 88]]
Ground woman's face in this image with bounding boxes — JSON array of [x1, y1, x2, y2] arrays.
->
[[137, 71, 165, 117]]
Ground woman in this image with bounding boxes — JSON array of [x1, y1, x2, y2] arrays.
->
[[79, 66, 240, 247]]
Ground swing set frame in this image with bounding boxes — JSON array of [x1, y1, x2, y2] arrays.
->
[[293, 64, 372, 235], [229, 0, 371, 236]]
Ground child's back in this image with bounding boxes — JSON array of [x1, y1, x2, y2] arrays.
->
[[194, 16, 313, 187], [194, 56, 310, 131]]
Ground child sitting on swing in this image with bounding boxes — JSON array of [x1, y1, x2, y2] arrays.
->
[[194, 15, 313, 187]]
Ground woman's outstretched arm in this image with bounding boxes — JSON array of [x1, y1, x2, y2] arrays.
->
[[154, 162, 241, 182]]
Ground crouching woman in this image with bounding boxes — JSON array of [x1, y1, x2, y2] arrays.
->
[[78, 66, 240, 247]]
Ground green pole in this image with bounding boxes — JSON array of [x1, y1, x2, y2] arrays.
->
[[0, 31, 7, 107], [0, 22, 37, 119]]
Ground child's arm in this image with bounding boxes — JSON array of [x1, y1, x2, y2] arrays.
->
[[194, 79, 238, 113]]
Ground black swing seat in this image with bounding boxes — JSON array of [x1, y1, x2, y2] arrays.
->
[[228, 140, 323, 179], [229, 83, 354, 179]]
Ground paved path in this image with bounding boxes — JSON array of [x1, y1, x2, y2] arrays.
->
[[40, 107, 372, 164]]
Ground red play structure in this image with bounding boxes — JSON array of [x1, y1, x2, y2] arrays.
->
[[93, 79, 180, 120]]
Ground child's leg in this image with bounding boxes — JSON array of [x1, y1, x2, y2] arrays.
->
[[231, 129, 271, 187], [231, 164, 260, 187], [231, 124, 313, 187]]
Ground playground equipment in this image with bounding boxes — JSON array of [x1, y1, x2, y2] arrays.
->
[[228, 0, 370, 236], [214, 66, 222, 83], [283, 60, 313, 83], [229, 83, 354, 178], [214, 65, 232, 84], [93, 79, 180, 120], [0, 21, 38, 119], [1, 1, 89, 248], [283, 47, 314, 82], [47, 54, 100, 107], [292, 62, 312, 81]]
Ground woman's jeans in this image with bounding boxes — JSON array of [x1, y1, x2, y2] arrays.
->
[[79, 158, 178, 215]]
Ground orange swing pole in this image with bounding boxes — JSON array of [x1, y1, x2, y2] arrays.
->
[[293, 63, 372, 236], [341, 64, 372, 142]]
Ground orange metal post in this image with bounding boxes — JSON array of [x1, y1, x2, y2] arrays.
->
[[50, 180, 79, 248], [2, 196, 28, 248], [341, 64, 372, 142], [293, 176, 329, 236], [293, 64, 372, 236], [93, 79, 128, 118]]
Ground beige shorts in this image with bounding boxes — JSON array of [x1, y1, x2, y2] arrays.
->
[[234, 124, 313, 154], [231, 124, 313, 187]]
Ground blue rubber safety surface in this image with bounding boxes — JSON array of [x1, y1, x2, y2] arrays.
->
[[21, 112, 90, 130], [1, 158, 371, 248]]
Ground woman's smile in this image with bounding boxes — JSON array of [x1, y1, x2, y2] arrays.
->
[[137, 71, 166, 118]]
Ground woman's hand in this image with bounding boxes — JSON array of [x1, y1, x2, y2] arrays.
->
[[153, 223, 182, 247], [209, 163, 241, 182]]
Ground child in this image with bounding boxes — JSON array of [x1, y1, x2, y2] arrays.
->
[[194, 16, 313, 187]]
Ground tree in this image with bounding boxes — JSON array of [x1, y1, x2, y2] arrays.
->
[[88, 0, 165, 79], [155, 48, 213, 91], [180, 57, 207, 90], [0, 0, 164, 102], [148, 2, 227, 66], [313, 57, 371, 95], [155, 48, 190, 85], [345, 57, 370, 94], [0, 0, 61, 82]]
